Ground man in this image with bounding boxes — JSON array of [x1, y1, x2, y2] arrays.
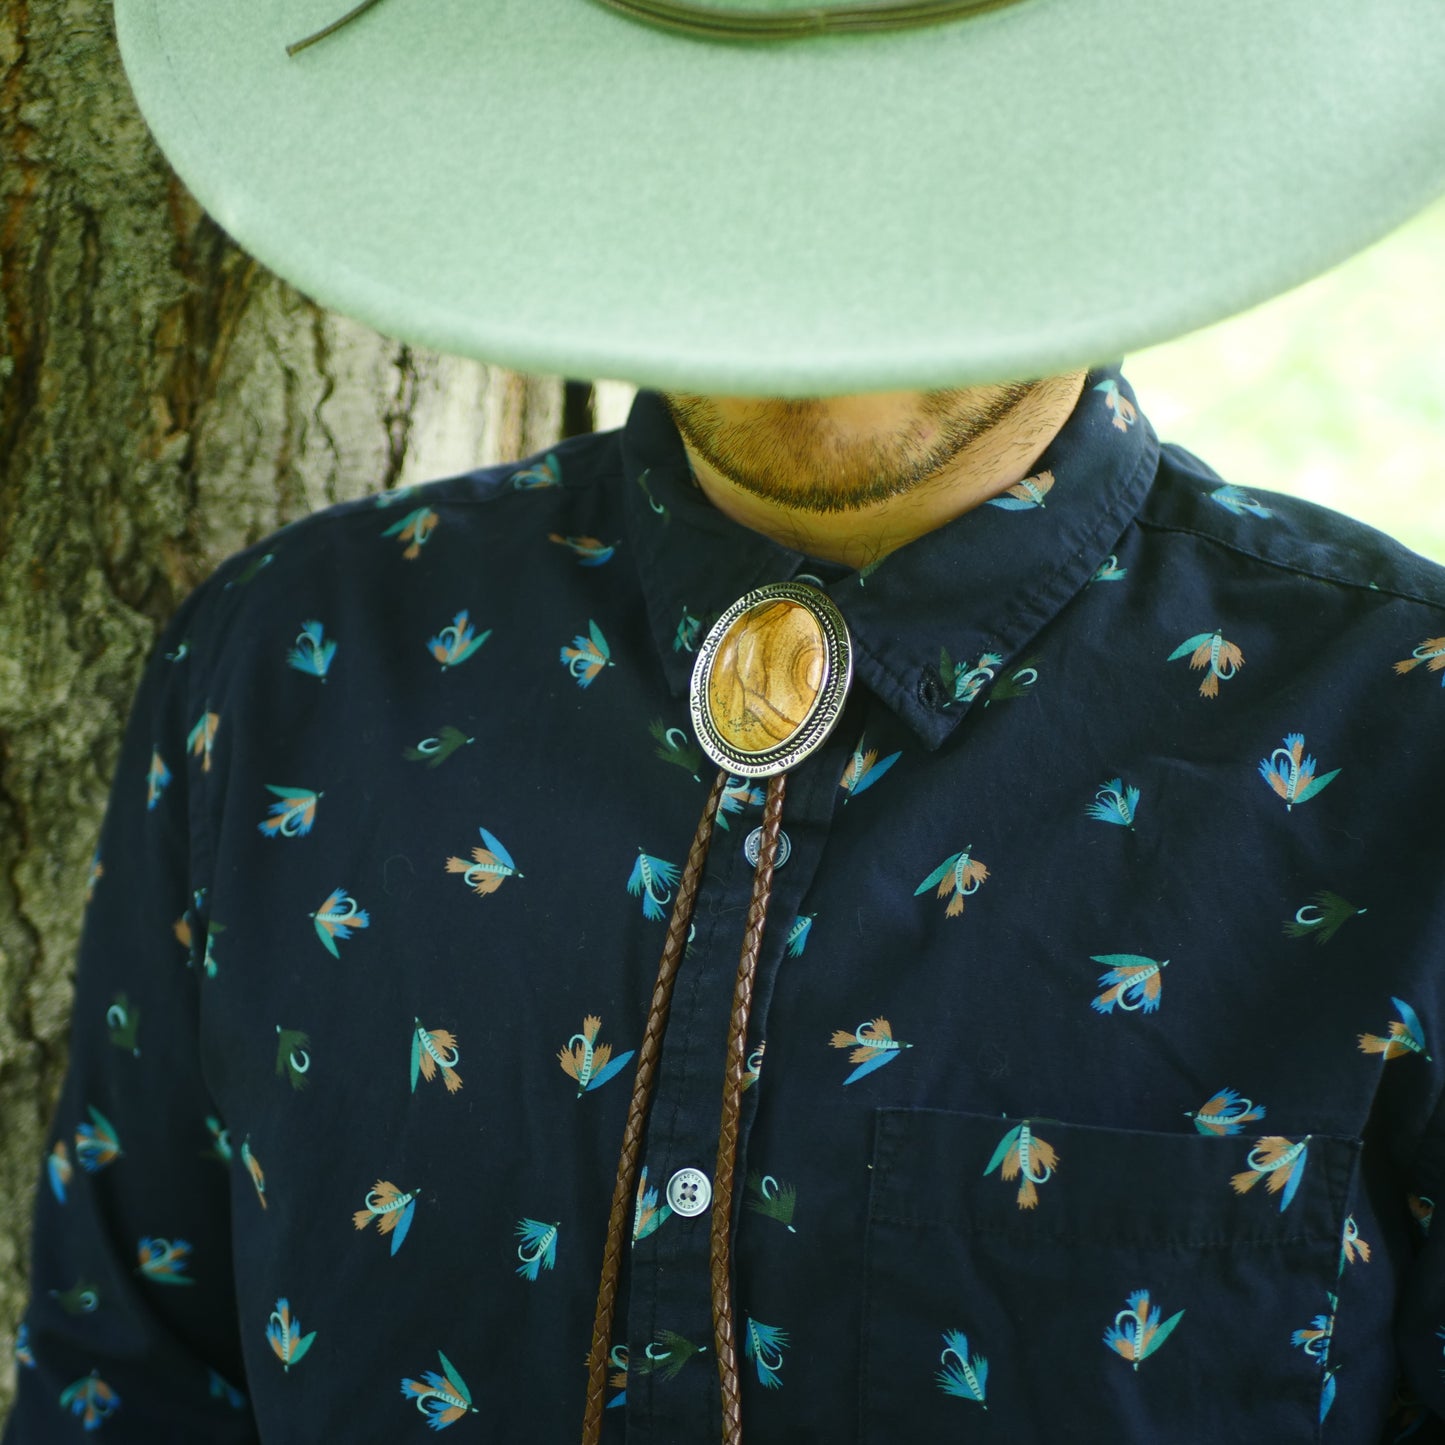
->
[[7, 1, 1445, 1441], [662, 378, 1087, 567]]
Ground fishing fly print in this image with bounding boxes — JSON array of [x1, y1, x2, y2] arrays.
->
[[937, 650, 1001, 705], [829, 1018, 913, 1084], [1185, 1089, 1265, 1136], [412, 1018, 463, 1094], [511, 453, 561, 490], [1394, 635, 1445, 684], [136, 1237, 193, 1286], [744, 1172, 798, 1233], [428, 610, 491, 670], [383, 507, 440, 559], [1258, 733, 1340, 811], [265, 1298, 316, 1373], [287, 621, 336, 680], [1231, 1136, 1311, 1211], [785, 916, 813, 958], [353, 1181, 419, 1256], [59, 1371, 120, 1430], [1086, 778, 1140, 829], [628, 849, 680, 922], [636, 1332, 707, 1383], [75, 1106, 122, 1174], [984, 1120, 1058, 1209], [1284, 891, 1366, 946], [1090, 954, 1168, 1014], [1103, 1290, 1184, 1371], [935, 1330, 989, 1406], [1209, 484, 1272, 519], [276, 1026, 311, 1090], [224, 551, 274, 589], [400, 1352, 479, 1430], [915, 847, 989, 917], [1339, 1215, 1371, 1273], [47, 1141, 71, 1203], [744, 1318, 789, 1389], [1292, 1295, 1337, 1363], [984, 658, 1040, 705], [634, 467, 668, 520], [560, 619, 613, 688], [548, 532, 614, 566], [404, 725, 475, 768], [445, 828, 522, 896], [1359, 996, 1431, 1062], [714, 776, 766, 831], [840, 735, 900, 801], [311, 888, 370, 956], [1095, 377, 1138, 431], [145, 749, 170, 811], [1168, 629, 1243, 698], [241, 1136, 268, 1209], [633, 1166, 671, 1244], [1292, 1293, 1338, 1422], [187, 710, 219, 771], [106, 995, 140, 1057], [605, 1345, 629, 1411], [649, 718, 704, 780], [515, 1219, 560, 1280], [987, 469, 1054, 510], [202, 1116, 232, 1166], [257, 784, 322, 838], [674, 606, 701, 652], [557, 1016, 635, 1097], [49, 1279, 101, 1319]]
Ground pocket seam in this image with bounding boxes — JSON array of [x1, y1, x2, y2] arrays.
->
[[868, 1211, 1344, 1249]]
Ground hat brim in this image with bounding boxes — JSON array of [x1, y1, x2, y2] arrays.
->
[[115, 0, 1445, 395]]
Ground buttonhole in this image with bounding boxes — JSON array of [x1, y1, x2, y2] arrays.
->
[[916, 670, 945, 710]]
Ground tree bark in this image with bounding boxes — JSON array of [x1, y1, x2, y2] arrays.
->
[[0, 3, 564, 1415]]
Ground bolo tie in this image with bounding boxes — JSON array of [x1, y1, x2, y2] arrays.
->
[[581, 579, 853, 1445]]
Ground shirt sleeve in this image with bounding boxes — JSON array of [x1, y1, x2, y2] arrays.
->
[[1393, 1083, 1445, 1438], [3, 580, 257, 1443]]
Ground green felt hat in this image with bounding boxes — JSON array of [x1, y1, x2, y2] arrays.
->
[[114, 0, 1445, 396]]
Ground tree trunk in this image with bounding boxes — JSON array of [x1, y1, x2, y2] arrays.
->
[[0, 4, 564, 1414]]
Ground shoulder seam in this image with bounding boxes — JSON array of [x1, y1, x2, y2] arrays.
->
[[1135, 514, 1445, 613]]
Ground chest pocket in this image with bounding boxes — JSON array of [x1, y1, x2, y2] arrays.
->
[[860, 1108, 1359, 1445]]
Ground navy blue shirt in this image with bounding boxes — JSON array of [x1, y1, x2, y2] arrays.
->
[[8, 367, 1445, 1443]]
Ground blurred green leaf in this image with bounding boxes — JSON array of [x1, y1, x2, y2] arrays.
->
[[1127, 199, 1445, 564]]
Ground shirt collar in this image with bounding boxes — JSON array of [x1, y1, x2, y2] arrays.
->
[[622, 365, 1158, 750]]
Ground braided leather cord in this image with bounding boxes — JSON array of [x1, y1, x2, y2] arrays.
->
[[582, 769, 727, 1444], [710, 770, 788, 1444]]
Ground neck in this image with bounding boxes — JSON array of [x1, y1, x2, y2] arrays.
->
[[678, 370, 1087, 570]]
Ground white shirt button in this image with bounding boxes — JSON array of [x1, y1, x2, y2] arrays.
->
[[744, 827, 790, 869], [666, 1166, 712, 1218]]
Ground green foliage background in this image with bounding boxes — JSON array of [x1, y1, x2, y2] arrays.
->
[[1126, 198, 1445, 564]]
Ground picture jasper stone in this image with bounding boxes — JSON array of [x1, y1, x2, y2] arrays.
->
[[706, 598, 827, 754]]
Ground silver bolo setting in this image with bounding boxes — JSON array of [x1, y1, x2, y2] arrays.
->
[[689, 580, 853, 779]]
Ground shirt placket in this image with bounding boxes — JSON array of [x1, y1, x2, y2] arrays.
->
[[620, 719, 854, 1443]]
